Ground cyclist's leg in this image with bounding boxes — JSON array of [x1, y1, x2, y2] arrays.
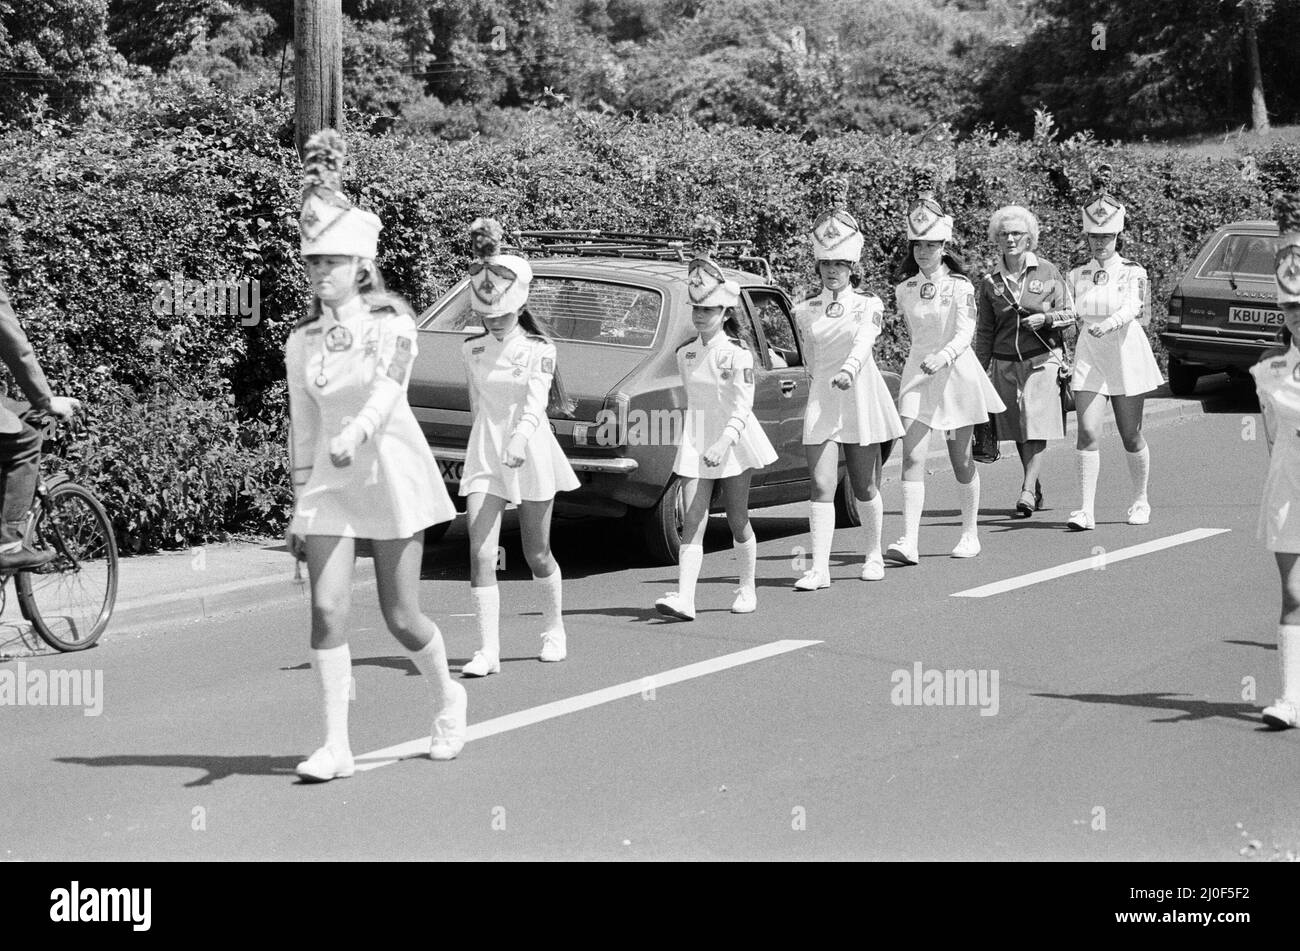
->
[[0, 420, 41, 557]]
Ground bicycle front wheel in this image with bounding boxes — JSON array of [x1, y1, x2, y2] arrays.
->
[[17, 481, 119, 651]]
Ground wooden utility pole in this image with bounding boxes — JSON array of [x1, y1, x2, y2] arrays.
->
[[1243, 0, 1271, 134], [294, 0, 344, 156]]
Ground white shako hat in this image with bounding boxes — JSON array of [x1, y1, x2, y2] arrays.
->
[[685, 215, 740, 308], [810, 209, 864, 262], [299, 129, 383, 259], [905, 164, 954, 242], [1081, 163, 1126, 235], [466, 218, 533, 316], [1274, 192, 1300, 306]]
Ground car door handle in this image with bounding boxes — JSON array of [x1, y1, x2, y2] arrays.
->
[[780, 380, 798, 396]]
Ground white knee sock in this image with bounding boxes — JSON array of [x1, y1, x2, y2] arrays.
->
[[533, 567, 564, 633], [1126, 445, 1150, 505], [678, 543, 704, 604], [313, 644, 352, 754], [408, 632, 453, 700], [1076, 450, 1100, 517], [901, 481, 925, 544], [857, 494, 884, 561], [1280, 624, 1300, 703], [734, 534, 756, 589], [808, 501, 835, 575], [958, 472, 980, 536], [471, 585, 500, 659]]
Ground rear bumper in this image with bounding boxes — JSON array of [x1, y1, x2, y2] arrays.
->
[[429, 446, 638, 475], [1159, 331, 1275, 371]]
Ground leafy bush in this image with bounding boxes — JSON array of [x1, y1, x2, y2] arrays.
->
[[0, 83, 1287, 551]]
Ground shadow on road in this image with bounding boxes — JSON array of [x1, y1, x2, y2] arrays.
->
[[1032, 690, 1260, 725], [418, 511, 812, 582], [55, 753, 300, 787], [1157, 372, 1260, 414]]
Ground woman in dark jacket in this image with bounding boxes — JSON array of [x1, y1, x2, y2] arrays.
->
[[973, 205, 1073, 517]]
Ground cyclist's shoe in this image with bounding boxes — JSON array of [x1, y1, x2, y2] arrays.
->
[[0, 545, 56, 570]]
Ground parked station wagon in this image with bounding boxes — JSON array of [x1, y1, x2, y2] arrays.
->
[[407, 235, 898, 564], [1162, 219, 1286, 395]]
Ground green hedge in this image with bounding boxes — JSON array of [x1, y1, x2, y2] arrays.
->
[[0, 83, 1286, 550]]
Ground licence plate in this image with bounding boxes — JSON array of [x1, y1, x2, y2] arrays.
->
[[1228, 306, 1284, 327], [437, 459, 463, 483]]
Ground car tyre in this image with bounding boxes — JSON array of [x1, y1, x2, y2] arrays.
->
[[1167, 356, 1199, 397], [638, 476, 685, 566]]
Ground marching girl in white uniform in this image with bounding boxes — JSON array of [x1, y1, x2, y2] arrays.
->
[[1060, 164, 1164, 531], [285, 130, 464, 780], [792, 205, 905, 589], [886, 167, 1005, 564], [459, 218, 580, 675], [655, 218, 778, 620], [1250, 192, 1300, 728]]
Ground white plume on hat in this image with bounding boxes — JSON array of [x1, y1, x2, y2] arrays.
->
[[1081, 163, 1126, 235], [905, 164, 953, 242], [299, 129, 383, 259], [467, 217, 532, 316]]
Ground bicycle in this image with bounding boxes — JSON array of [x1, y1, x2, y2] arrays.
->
[[1, 413, 118, 651]]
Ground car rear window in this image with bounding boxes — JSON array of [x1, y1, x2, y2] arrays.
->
[[1196, 233, 1276, 280], [420, 277, 663, 348]]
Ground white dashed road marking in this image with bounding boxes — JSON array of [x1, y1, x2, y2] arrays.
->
[[950, 528, 1231, 599], [354, 638, 823, 771]]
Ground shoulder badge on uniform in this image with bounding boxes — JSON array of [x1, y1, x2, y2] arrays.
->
[[743, 367, 753, 384], [541, 356, 554, 373]]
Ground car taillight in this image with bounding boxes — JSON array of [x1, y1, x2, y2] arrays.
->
[[1166, 293, 1183, 328], [589, 391, 628, 448]]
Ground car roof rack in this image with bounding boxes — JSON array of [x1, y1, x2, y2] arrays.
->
[[513, 229, 774, 283]]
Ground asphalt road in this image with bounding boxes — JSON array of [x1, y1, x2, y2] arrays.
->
[[1, 381, 1294, 861]]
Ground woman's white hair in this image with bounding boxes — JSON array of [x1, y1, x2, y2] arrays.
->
[[987, 205, 1039, 250]]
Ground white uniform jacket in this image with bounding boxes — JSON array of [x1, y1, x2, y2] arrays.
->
[[1065, 256, 1164, 396], [459, 326, 579, 504], [794, 288, 905, 446], [287, 294, 455, 539], [672, 332, 777, 479], [895, 266, 1005, 430]]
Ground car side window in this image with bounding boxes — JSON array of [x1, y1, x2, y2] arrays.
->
[[743, 289, 803, 369]]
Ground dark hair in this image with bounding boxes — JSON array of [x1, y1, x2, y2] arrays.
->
[[892, 242, 969, 284], [723, 307, 753, 350]]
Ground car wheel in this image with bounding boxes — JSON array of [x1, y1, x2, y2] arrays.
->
[[638, 477, 685, 566], [833, 470, 862, 528], [1167, 356, 1199, 397]]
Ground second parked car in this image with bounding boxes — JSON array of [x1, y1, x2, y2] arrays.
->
[[1163, 219, 1286, 395]]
